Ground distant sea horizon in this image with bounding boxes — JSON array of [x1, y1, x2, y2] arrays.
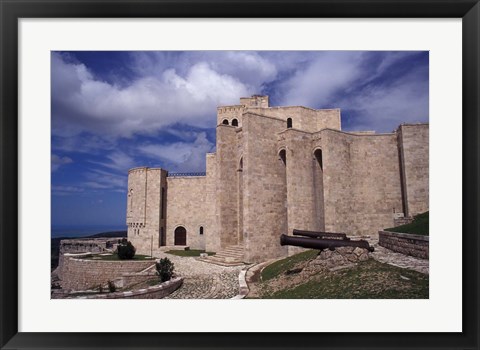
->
[[51, 224, 127, 238]]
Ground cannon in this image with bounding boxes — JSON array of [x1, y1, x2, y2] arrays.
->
[[280, 234, 374, 252], [292, 229, 350, 241]]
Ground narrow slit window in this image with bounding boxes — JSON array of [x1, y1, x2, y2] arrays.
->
[[314, 149, 323, 170], [279, 149, 286, 166]]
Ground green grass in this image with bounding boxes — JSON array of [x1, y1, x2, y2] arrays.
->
[[146, 278, 161, 286], [385, 211, 429, 236], [85, 253, 154, 261], [261, 250, 319, 281], [165, 249, 215, 257], [265, 259, 429, 299]]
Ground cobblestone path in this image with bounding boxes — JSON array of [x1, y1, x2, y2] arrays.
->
[[369, 240, 429, 274], [157, 252, 243, 299]]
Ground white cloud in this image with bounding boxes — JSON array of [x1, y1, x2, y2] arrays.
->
[[84, 169, 128, 191], [129, 51, 277, 90], [279, 52, 366, 107], [52, 134, 117, 154], [51, 154, 73, 172], [52, 185, 83, 196], [98, 151, 136, 172], [340, 66, 429, 132], [52, 53, 253, 139], [51, 50, 429, 179], [138, 132, 214, 172]]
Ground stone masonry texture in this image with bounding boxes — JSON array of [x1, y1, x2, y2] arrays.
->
[[378, 230, 429, 259], [126, 96, 429, 263], [57, 256, 155, 291]]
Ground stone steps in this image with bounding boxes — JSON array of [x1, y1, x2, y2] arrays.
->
[[199, 244, 245, 267]]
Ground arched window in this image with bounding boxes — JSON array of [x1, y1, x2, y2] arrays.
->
[[279, 149, 286, 166], [222, 119, 229, 125], [232, 119, 238, 127], [199, 226, 204, 235], [314, 149, 323, 170], [287, 118, 292, 128]]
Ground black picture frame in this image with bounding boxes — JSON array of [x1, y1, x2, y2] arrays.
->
[[1, 1, 478, 349]]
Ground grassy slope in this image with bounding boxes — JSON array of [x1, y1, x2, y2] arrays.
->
[[266, 259, 428, 299], [262, 250, 319, 281], [385, 211, 429, 236], [256, 249, 428, 299]]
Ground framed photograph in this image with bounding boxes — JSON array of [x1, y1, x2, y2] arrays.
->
[[1, 0, 478, 349]]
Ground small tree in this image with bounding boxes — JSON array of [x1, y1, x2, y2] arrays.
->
[[156, 257, 175, 282], [117, 240, 136, 260]]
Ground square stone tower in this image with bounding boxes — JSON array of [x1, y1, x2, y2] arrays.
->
[[127, 167, 167, 254]]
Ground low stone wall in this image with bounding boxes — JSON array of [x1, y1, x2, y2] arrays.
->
[[378, 231, 429, 259], [77, 277, 183, 299], [60, 238, 123, 254], [393, 217, 413, 227], [58, 255, 156, 291]]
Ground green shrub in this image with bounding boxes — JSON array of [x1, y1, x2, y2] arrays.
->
[[107, 280, 116, 293], [117, 240, 136, 260], [156, 257, 175, 282]]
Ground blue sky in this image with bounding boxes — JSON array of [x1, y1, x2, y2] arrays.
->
[[51, 51, 429, 228]]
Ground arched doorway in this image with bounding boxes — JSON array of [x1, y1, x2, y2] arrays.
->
[[174, 226, 187, 245]]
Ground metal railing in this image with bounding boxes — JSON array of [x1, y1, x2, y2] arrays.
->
[[167, 172, 206, 177]]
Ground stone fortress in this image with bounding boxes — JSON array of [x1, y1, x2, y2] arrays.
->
[[127, 95, 428, 264]]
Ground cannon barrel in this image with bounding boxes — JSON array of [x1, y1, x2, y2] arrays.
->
[[280, 234, 374, 252], [292, 229, 349, 240]]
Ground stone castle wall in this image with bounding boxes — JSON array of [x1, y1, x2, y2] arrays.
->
[[127, 168, 148, 225], [124, 96, 428, 263], [127, 168, 167, 255], [216, 125, 240, 248], [247, 106, 341, 133], [166, 176, 208, 249], [281, 129, 317, 256], [205, 153, 220, 252], [58, 256, 155, 291], [216, 95, 269, 126], [321, 130, 403, 236], [217, 105, 244, 127], [398, 124, 429, 217], [242, 112, 288, 262], [321, 130, 355, 234]]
